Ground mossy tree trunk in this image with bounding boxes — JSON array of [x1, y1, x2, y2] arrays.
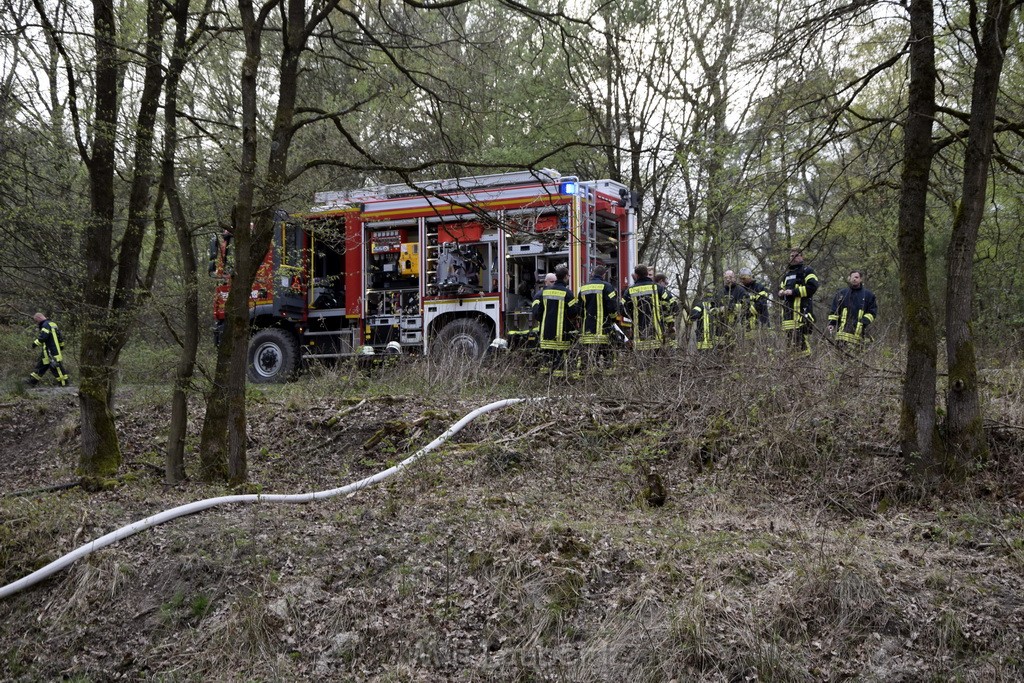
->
[[199, 0, 320, 485], [76, 0, 120, 480], [943, 0, 1017, 466], [79, 0, 166, 479], [896, 0, 947, 479], [46, 0, 166, 480]]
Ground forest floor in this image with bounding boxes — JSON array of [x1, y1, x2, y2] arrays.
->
[[2, 348, 1024, 682]]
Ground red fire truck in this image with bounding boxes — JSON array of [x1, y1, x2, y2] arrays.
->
[[211, 169, 638, 382]]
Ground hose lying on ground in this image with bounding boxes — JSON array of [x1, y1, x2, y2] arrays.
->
[[0, 397, 529, 600]]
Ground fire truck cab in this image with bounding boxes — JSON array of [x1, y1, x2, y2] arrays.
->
[[212, 169, 638, 382]]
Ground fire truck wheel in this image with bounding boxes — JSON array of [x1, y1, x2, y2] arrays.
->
[[247, 328, 299, 383], [432, 318, 491, 359]]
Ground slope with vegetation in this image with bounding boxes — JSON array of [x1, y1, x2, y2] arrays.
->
[[2, 346, 1023, 681]]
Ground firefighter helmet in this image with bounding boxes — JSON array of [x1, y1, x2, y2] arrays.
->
[[385, 341, 402, 355], [359, 345, 375, 355]]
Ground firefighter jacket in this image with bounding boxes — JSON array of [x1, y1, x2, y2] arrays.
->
[[661, 286, 681, 348], [532, 281, 578, 351], [828, 285, 877, 344], [740, 280, 770, 334], [720, 284, 746, 326], [577, 277, 619, 344], [621, 277, 672, 351], [660, 286, 680, 325], [689, 296, 720, 350], [779, 263, 819, 330], [34, 318, 64, 363]]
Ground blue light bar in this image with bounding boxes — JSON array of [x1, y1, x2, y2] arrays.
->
[[560, 181, 577, 195]]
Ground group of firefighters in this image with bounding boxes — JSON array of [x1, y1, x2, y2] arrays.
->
[[24, 249, 879, 387], [526, 247, 879, 377]]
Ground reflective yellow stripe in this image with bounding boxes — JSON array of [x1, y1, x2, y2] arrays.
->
[[50, 323, 62, 357], [697, 308, 713, 349], [579, 285, 607, 339]]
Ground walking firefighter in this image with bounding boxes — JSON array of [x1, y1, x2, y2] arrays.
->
[[27, 312, 69, 387]]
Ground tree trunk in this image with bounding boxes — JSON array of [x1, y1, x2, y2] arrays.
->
[[897, 0, 945, 478], [944, 0, 1016, 465], [198, 336, 231, 481], [78, 0, 120, 479], [200, 0, 308, 485], [73, 0, 164, 480], [162, 0, 196, 484], [198, 0, 264, 483], [78, 363, 121, 481]]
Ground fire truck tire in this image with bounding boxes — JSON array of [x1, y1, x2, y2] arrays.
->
[[432, 318, 491, 359], [248, 328, 299, 383]]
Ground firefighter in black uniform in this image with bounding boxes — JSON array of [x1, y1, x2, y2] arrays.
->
[[532, 264, 578, 377], [689, 288, 721, 352], [719, 269, 747, 346], [577, 264, 619, 371], [654, 273, 680, 350], [738, 267, 770, 339], [27, 312, 69, 387], [621, 264, 672, 352], [777, 247, 819, 355], [828, 269, 877, 348], [526, 272, 556, 349]]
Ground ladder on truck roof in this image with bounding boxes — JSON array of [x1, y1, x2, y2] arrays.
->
[[311, 169, 563, 211]]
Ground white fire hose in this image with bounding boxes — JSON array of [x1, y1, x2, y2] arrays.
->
[[0, 397, 530, 600]]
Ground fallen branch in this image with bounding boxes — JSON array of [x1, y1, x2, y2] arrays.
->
[[989, 522, 1024, 562], [984, 419, 1024, 432], [126, 461, 165, 477], [492, 420, 558, 445], [2, 481, 81, 498], [318, 398, 368, 429]]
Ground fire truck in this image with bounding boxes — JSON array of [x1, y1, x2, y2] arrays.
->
[[211, 169, 638, 382]]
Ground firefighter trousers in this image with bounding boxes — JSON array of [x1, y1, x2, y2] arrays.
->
[[29, 357, 69, 387]]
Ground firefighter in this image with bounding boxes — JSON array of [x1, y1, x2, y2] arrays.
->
[[526, 272, 556, 348], [654, 273, 680, 349], [532, 264, 578, 377], [577, 264, 619, 371], [719, 269, 746, 346], [738, 267, 770, 339], [777, 247, 819, 355], [620, 264, 672, 352], [828, 269, 877, 348], [689, 288, 721, 352], [27, 312, 69, 387]]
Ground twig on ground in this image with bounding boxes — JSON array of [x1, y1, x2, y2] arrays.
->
[[492, 420, 558, 445]]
